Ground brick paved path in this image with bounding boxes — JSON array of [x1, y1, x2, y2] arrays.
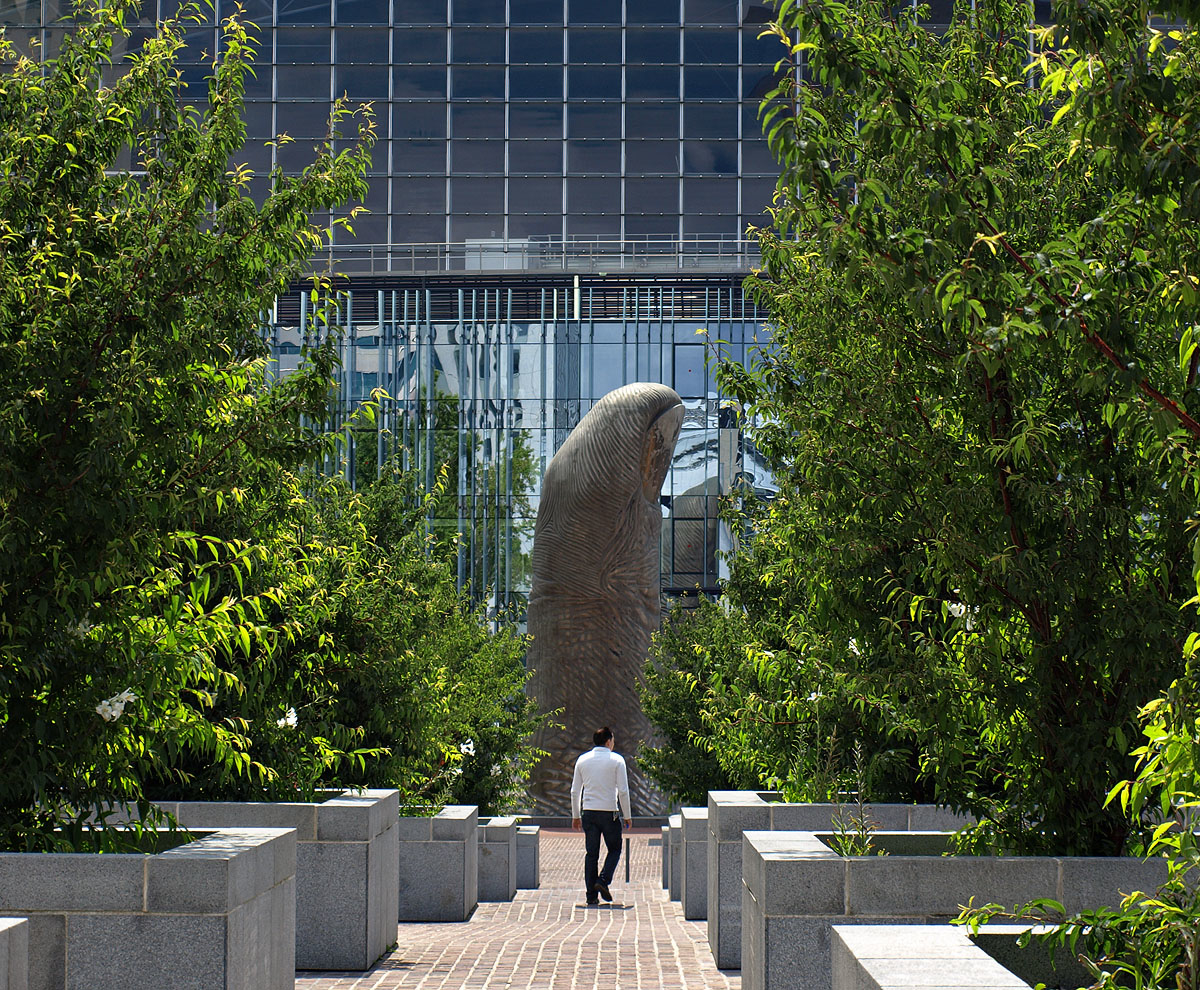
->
[[296, 827, 739, 990]]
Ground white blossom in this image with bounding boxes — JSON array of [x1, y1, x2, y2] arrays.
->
[[96, 688, 137, 722], [847, 639, 861, 657], [807, 691, 821, 703], [491, 763, 503, 777], [72, 617, 94, 639], [276, 707, 298, 729], [460, 739, 475, 756], [947, 601, 967, 618]]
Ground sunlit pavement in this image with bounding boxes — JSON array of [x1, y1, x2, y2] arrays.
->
[[296, 827, 740, 989]]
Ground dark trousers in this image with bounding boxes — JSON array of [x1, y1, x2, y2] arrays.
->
[[581, 809, 623, 898]]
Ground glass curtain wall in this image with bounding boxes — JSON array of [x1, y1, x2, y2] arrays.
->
[[265, 276, 771, 618]]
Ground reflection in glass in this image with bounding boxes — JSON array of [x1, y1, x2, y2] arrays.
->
[[683, 28, 737, 64], [452, 65, 504, 97], [626, 140, 679, 174], [684, 65, 738, 98], [337, 27, 389, 61], [511, 0, 563, 24], [393, 65, 447, 98], [509, 139, 563, 173], [566, 28, 620, 63], [451, 139, 504, 172], [567, 139, 619, 174], [451, 27, 504, 62], [451, 102, 504, 137], [510, 103, 562, 139], [395, 28, 448, 61], [626, 64, 679, 99], [567, 65, 619, 99], [511, 66, 563, 100], [567, 176, 619, 214], [452, 0, 504, 23], [566, 102, 619, 138], [510, 177, 563, 214], [277, 27, 331, 61], [510, 27, 563, 63], [625, 28, 678, 63], [683, 140, 737, 174]]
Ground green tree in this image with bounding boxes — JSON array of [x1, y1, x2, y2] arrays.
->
[[0, 0, 373, 847], [713, 0, 1200, 855]]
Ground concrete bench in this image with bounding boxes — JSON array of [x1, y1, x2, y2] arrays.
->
[[0, 827, 295, 990], [517, 824, 540, 889], [162, 788, 399, 971], [707, 791, 973, 969], [661, 825, 670, 890], [398, 805, 478, 921], [479, 816, 517, 901], [742, 830, 1167, 990]]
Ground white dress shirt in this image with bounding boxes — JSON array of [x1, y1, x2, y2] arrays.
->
[[571, 746, 632, 820]]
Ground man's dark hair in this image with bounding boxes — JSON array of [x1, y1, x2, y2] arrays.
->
[[593, 726, 613, 747]]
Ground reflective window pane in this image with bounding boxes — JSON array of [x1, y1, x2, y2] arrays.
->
[[683, 28, 737, 63], [626, 140, 678, 174], [683, 177, 736, 213], [337, 28, 389, 61], [511, 66, 563, 99], [684, 0, 736, 24], [566, 102, 619, 138], [277, 101, 330, 136], [451, 176, 504, 213], [626, 65, 679, 99], [683, 102, 736, 137], [684, 65, 738, 98], [336, 64, 389, 98], [510, 139, 562, 173], [566, 29, 620, 63], [510, 28, 562, 63], [395, 0, 447, 21], [278, 65, 332, 98], [627, 0, 679, 24], [626, 102, 679, 137], [742, 138, 776, 175], [396, 27, 447, 61], [511, 0, 563, 23], [567, 177, 619, 214], [683, 140, 737, 174], [567, 213, 620, 236], [451, 102, 503, 136], [626, 28, 677, 63], [396, 177, 447, 211], [626, 214, 677, 236], [510, 177, 563, 214], [278, 0, 329, 24], [336, 0, 388, 24], [568, 65, 620, 99], [510, 103, 561, 139], [393, 65, 447, 98], [567, 139, 619, 174], [452, 65, 504, 97], [451, 214, 502, 238], [451, 138, 504, 172], [626, 177, 677, 213], [396, 101, 448, 138], [452, 0, 504, 23], [277, 27, 330, 62], [395, 214, 447, 241], [509, 214, 563, 236], [244, 101, 274, 138], [394, 140, 447, 171], [569, 0, 620, 23], [452, 27, 504, 61]]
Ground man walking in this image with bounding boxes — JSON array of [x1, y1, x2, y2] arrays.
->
[[570, 726, 632, 905]]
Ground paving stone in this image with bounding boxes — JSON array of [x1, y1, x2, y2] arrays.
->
[[296, 828, 740, 990]]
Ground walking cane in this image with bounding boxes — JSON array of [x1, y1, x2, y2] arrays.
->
[[625, 835, 630, 883]]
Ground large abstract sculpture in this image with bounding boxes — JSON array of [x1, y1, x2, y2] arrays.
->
[[525, 383, 684, 816]]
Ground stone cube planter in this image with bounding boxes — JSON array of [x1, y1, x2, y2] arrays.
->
[[161, 788, 399, 971], [478, 816, 517, 902], [661, 825, 670, 890], [397, 805, 478, 921], [0, 826, 295, 990], [517, 825, 540, 889], [832, 924, 1093, 990], [742, 830, 1169, 990], [668, 814, 682, 902], [0, 919, 27, 990], [707, 791, 973, 969], [680, 807, 708, 920]]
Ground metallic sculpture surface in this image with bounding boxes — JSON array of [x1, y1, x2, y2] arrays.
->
[[526, 383, 684, 816]]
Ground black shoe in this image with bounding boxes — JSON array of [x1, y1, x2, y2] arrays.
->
[[596, 879, 612, 902], [585, 898, 599, 906]]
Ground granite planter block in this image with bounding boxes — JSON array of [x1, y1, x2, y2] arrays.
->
[[478, 816, 518, 902], [680, 807, 708, 920], [0, 919, 27, 990], [517, 825, 540, 889], [161, 788, 399, 972], [397, 805, 478, 921], [741, 830, 1170, 990], [706, 790, 973, 970], [661, 825, 670, 890], [668, 814, 682, 902], [832, 924, 1094, 990], [0, 827, 295, 990]]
